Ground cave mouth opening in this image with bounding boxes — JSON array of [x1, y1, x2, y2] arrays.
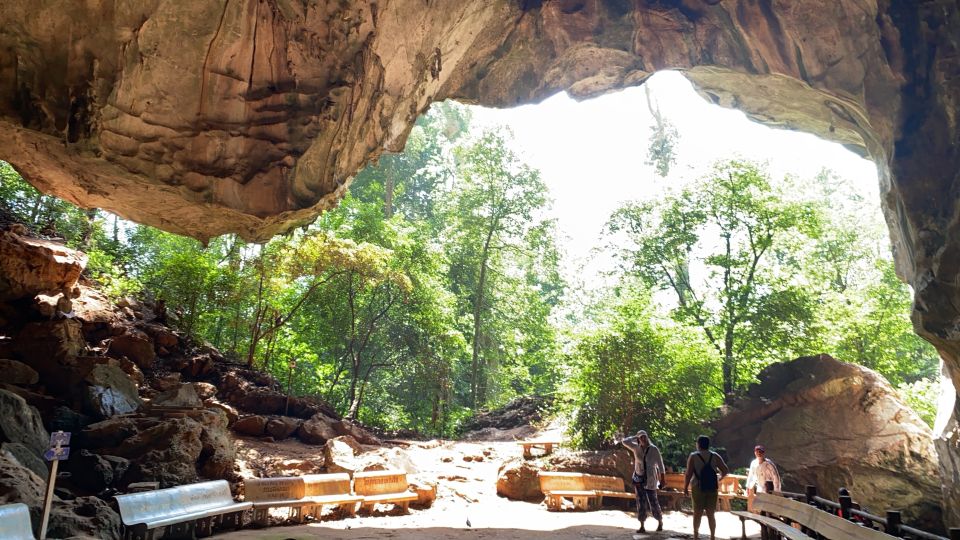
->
[[406, 69, 948, 432]]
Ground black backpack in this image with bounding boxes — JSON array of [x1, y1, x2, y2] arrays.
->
[[694, 453, 718, 491]]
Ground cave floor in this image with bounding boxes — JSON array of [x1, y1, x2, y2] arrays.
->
[[225, 438, 761, 539]]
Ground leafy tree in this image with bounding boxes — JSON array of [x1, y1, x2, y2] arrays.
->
[[609, 160, 822, 400], [446, 129, 561, 408], [644, 85, 679, 178], [569, 284, 721, 457]]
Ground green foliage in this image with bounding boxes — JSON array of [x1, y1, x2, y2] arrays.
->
[[569, 285, 721, 457], [896, 378, 940, 429], [609, 160, 823, 398]]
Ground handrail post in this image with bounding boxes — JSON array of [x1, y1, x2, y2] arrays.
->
[[839, 495, 852, 520], [885, 510, 901, 536], [805, 485, 816, 505], [948, 528, 960, 540]]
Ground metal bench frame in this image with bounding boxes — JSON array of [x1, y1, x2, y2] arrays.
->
[[115, 480, 251, 540]]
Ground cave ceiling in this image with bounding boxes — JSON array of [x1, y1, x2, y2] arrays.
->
[[1, 1, 960, 380]]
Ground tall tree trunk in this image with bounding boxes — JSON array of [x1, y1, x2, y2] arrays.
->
[[471, 223, 497, 409], [384, 166, 395, 218]]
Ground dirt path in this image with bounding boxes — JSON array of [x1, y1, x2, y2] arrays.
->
[[227, 439, 761, 540]]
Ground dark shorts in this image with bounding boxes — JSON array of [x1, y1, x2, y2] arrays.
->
[[691, 485, 718, 512]]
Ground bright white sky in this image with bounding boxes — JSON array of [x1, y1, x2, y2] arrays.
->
[[469, 71, 881, 280]]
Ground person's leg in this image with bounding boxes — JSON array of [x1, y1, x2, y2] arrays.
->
[[747, 488, 755, 513], [705, 491, 718, 540], [635, 483, 648, 531], [691, 486, 703, 539], [646, 489, 663, 530]]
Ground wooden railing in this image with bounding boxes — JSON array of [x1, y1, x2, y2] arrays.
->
[[769, 482, 959, 540]]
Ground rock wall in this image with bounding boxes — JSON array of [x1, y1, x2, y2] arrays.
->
[[713, 355, 943, 531]]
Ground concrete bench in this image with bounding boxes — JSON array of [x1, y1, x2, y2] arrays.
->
[[245, 476, 307, 526], [517, 440, 561, 459], [353, 470, 418, 513], [115, 480, 251, 540], [538, 471, 632, 511], [733, 493, 899, 540], [302, 473, 364, 519], [0, 503, 35, 540]]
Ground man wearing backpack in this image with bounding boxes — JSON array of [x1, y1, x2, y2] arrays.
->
[[683, 435, 729, 540], [622, 430, 665, 533]]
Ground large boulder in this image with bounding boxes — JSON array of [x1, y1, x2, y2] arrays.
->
[[106, 328, 155, 369], [0, 231, 87, 301], [14, 320, 85, 393], [496, 458, 543, 501], [83, 364, 142, 419], [0, 359, 38, 386], [713, 355, 942, 530], [194, 409, 237, 480], [0, 389, 49, 455], [151, 383, 203, 409], [232, 415, 267, 437], [82, 417, 204, 487], [265, 416, 301, 440], [297, 413, 339, 445]]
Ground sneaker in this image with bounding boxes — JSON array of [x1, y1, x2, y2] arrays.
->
[[656, 521, 663, 532], [637, 526, 646, 533]]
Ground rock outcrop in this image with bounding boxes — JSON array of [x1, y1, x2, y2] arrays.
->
[[713, 355, 942, 530]]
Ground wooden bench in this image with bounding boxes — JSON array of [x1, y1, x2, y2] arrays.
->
[[517, 440, 561, 459], [353, 470, 418, 513], [0, 503, 35, 540], [302, 473, 364, 518], [718, 474, 747, 511], [538, 471, 633, 511], [732, 492, 900, 540], [115, 480, 251, 540]]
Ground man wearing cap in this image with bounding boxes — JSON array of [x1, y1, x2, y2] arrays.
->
[[622, 430, 666, 533], [745, 444, 780, 512]]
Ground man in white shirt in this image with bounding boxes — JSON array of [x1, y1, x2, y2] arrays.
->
[[746, 444, 781, 511], [622, 430, 666, 533]]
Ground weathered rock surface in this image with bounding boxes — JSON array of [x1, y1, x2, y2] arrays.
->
[[83, 364, 142, 419], [713, 355, 942, 530], [496, 458, 543, 501], [233, 415, 267, 437], [297, 412, 339, 445], [0, 358, 39, 385], [106, 328, 155, 369], [265, 416, 301, 441], [151, 383, 202, 409], [0, 231, 87, 301], [0, 389, 49, 455], [0, 454, 121, 539]]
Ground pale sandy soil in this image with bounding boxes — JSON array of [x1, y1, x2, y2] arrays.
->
[[225, 438, 761, 540]]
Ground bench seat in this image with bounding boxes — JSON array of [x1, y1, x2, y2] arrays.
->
[[0, 503, 35, 540], [141, 502, 251, 528], [115, 480, 250, 539], [354, 470, 418, 513], [596, 490, 636, 498], [731, 510, 812, 540]]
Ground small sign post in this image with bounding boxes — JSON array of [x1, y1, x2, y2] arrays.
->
[[39, 431, 70, 539]]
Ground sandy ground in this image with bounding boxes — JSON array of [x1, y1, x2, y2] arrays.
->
[[225, 438, 761, 540]]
